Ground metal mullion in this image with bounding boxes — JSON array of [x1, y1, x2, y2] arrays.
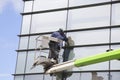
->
[[18, 25, 120, 37], [23, 0, 35, 79], [21, 1, 120, 15], [23, 0, 33, 1], [13, 69, 120, 76], [16, 42, 120, 52]]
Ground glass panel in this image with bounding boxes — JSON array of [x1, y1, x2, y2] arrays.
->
[[68, 73, 91, 80], [25, 74, 54, 80], [66, 72, 120, 80], [111, 28, 120, 43], [33, 0, 67, 11], [25, 51, 50, 73], [91, 72, 108, 80], [24, 1, 33, 12], [28, 34, 50, 49], [67, 72, 109, 80], [14, 76, 24, 80], [71, 46, 109, 71], [25, 75, 43, 80], [69, 0, 110, 7], [111, 45, 120, 70], [111, 45, 120, 50], [111, 72, 120, 80], [67, 29, 109, 45], [44, 74, 53, 80], [67, 5, 110, 30], [111, 60, 120, 70], [21, 15, 31, 34], [15, 52, 27, 74], [30, 11, 67, 33], [28, 36, 37, 49], [112, 3, 120, 25], [19, 37, 28, 49]]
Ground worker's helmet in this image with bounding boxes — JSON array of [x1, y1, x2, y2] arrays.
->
[[58, 28, 64, 33]]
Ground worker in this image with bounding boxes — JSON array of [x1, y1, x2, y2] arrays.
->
[[44, 28, 68, 72], [48, 28, 68, 63]]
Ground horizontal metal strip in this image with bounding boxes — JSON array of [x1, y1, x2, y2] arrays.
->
[[21, 1, 120, 15], [18, 25, 120, 37], [16, 42, 120, 52], [23, 0, 33, 1], [16, 48, 48, 52], [13, 70, 120, 76]]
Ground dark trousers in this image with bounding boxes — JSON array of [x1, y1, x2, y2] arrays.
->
[[48, 41, 60, 61], [62, 48, 71, 62]]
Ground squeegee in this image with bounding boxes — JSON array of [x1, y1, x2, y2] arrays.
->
[[46, 49, 120, 74]]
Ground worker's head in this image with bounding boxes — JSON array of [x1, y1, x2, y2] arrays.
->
[[58, 28, 64, 35]]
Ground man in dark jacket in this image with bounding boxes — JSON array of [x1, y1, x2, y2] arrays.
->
[[48, 28, 68, 63]]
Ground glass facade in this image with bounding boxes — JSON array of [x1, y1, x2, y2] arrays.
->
[[14, 0, 120, 80]]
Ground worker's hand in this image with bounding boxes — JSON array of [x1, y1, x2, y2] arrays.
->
[[65, 41, 69, 46]]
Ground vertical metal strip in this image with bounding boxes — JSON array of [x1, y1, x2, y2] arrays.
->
[[23, 0, 35, 80], [108, 0, 113, 80], [65, 0, 70, 32], [62, 0, 70, 80]]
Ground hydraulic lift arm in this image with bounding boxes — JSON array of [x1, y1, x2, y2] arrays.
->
[[46, 49, 120, 74]]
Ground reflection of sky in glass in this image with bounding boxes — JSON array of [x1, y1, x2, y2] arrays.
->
[[69, 0, 110, 6], [31, 11, 67, 33], [33, 0, 68, 11], [67, 29, 109, 45], [67, 5, 110, 30]]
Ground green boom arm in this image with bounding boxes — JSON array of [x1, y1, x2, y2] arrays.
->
[[46, 49, 120, 74], [74, 49, 120, 67]]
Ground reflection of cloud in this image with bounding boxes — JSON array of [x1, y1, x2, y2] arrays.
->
[[0, 0, 23, 13], [11, 0, 23, 12], [0, 74, 11, 77], [0, 0, 8, 13]]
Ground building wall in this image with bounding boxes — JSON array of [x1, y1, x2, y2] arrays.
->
[[14, 0, 120, 80]]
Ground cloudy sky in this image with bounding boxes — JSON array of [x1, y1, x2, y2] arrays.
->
[[0, 0, 23, 13], [0, 0, 23, 80]]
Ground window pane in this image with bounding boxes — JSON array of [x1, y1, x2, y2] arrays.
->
[[67, 5, 110, 30], [24, 1, 33, 12], [31, 11, 67, 33], [28, 34, 50, 49], [68, 73, 92, 80], [25, 75, 43, 80], [21, 15, 31, 34], [68, 72, 109, 80], [111, 45, 120, 50], [25, 74, 57, 80], [112, 3, 120, 25], [19, 37, 28, 49], [67, 29, 109, 45], [14, 76, 24, 80], [25, 51, 47, 73], [28, 36, 37, 49], [72, 46, 109, 71], [111, 72, 120, 80], [111, 60, 120, 70], [69, 0, 110, 7], [111, 45, 120, 70], [33, 0, 67, 11], [15, 52, 27, 74], [111, 28, 120, 43]]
